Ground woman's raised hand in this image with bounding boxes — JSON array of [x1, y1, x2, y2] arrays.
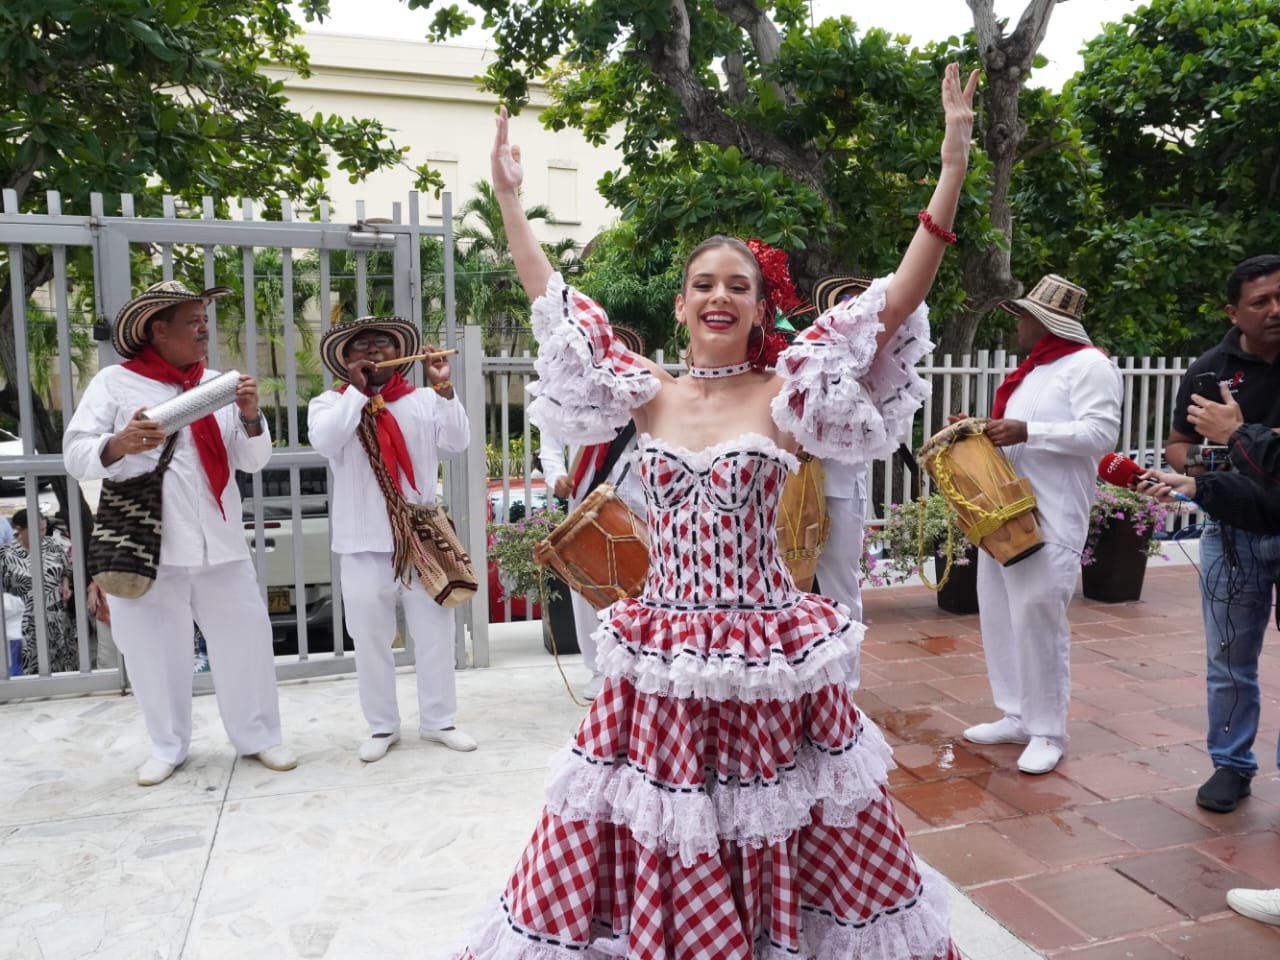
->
[[491, 106, 525, 196], [939, 62, 980, 170]]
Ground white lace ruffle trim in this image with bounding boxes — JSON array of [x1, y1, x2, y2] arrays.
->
[[526, 273, 660, 445], [544, 723, 896, 865], [771, 274, 933, 464], [595, 611, 864, 704]]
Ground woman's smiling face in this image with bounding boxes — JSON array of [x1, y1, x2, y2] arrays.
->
[[676, 245, 766, 357]]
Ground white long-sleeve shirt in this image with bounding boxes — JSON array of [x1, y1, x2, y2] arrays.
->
[[998, 349, 1123, 550], [539, 429, 645, 512], [307, 386, 469, 554], [63, 365, 273, 567]]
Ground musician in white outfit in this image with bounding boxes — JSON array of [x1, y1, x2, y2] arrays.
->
[[962, 276, 1121, 775], [308, 317, 474, 762], [64, 280, 297, 786], [538, 326, 647, 701]]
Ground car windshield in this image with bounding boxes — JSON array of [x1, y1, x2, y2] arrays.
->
[[238, 468, 330, 519]]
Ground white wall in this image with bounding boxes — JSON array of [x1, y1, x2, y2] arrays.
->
[[266, 34, 624, 251]]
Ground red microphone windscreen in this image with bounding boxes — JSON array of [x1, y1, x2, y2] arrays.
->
[[1098, 452, 1144, 486]]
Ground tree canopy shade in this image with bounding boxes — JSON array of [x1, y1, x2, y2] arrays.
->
[[1069, 0, 1280, 354]]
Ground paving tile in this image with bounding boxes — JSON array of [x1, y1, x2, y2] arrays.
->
[[1161, 786, 1280, 837], [907, 823, 1045, 887], [1060, 937, 1182, 959], [1138, 675, 1209, 707], [1020, 866, 1184, 938], [1067, 720, 1146, 756], [1071, 622, 1143, 641], [1110, 847, 1259, 918], [869, 681, 957, 710], [926, 674, 998, 703], [967, 881, 1086, 953], [891, 777, 1020, 828], [1153, 913, 1280, 958], [861, 637, 937, 659], [891, 741, 993, 782], [1058, 753, 1181, 800], [1094, 711, 1203, 749], [1072, 685, 1170, 717], [925, 653, 989, 678], [870, 659, 951, 683], [1071, 644, 1119, 664], [993, 809, 1135, 868], [912, 634, 983, 656], [1197, 830, 1280, 887], [1104, 658, 1197, 683], [874, 707, 961, 746], [975, 769, 1103, 816], [1122, 742, 1214, 788], [1072, 662, 1137, 690], [1080, 797, 1217, 849]]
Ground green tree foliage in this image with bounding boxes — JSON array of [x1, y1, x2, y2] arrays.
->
[[1070, 0, 1280, 355], [0, 0, 437, 484]]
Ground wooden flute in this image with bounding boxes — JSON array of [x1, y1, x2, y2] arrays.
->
[[373, 348, 458, 368]]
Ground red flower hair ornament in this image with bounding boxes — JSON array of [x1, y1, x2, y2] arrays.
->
[[744, 239, 812, 372]]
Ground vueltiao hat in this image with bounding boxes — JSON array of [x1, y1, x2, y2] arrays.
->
[[112, 280, 233, 359], [613, 325, 646, 356], [813, 275, 874, 312], [319, 316, 421, 381], [998, 274, 1092, 346]]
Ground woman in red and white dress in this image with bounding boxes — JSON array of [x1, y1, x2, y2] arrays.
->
[[457, 63, 978, 960]]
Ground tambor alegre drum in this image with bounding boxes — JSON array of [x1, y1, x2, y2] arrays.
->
[[919, 418, 1043, 566], [533, 483, 649, 611]]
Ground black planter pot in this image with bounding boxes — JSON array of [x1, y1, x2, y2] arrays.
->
[[541, 575, 580, 655], [933, 545, 980, 615], [1082, 517, 1151, 603]]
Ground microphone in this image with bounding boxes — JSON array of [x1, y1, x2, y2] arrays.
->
[[1098, 452, 1197, 505]]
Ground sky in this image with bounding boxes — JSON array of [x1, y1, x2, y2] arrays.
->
[[300, 0, 1145, 91]]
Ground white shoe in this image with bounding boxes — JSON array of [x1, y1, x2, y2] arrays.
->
[[1227, 887, 1280, 925], [963, 717, 1030, 745], [582, 674, 604, 701], [420, 727, 477, 752], [248, 745, 298, 771], [136, 757, 179, 787], [357, 731, 400, 763], [1017, 736, 1063, 775]]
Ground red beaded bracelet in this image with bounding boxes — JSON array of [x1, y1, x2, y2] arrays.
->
[[918, 209, 958, 244]]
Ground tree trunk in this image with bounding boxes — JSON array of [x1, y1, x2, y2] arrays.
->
[[944, 0, 1060, 357]]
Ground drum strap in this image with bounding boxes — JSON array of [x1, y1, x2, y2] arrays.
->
[[585, 421, 638, 496]]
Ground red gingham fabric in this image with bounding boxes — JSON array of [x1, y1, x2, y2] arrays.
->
[[454, 435, 956, 960]]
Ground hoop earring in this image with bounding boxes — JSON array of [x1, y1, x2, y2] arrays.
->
[[675, 321, 691, 364], [750, 329, 765, 367]]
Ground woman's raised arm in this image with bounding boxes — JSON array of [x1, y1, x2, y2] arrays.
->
[[879, 63, 980, 343], [491, 106, 554, 301]]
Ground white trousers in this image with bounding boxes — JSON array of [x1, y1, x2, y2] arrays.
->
[[976, 542, 1078, 745], [111, 559, 283, 765], [340, 552, 458, 736], [570, 589, 603, 676], [815, 493, 866, 687]]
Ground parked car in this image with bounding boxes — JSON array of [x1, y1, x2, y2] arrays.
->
[[486, 478, 555, 623], [237, 467, 343, 652], [0, 427, 48, 494]]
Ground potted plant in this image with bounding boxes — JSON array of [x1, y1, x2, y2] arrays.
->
[[1082, 483, 1172, 603], [486, 506, 576, 650], [862, 493, 978, 614]]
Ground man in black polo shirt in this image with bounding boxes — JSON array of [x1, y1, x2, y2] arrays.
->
[[1164, 253, 1280, 814]]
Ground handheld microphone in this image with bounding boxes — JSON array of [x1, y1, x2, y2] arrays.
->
[[1097, 452, 1197, 505]]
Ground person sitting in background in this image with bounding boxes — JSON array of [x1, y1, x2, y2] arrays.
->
[[0, 508, 75, 674]]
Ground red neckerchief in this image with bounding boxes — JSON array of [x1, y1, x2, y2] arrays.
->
[[571, 442, 609, 499], [123, 345, 230, 517], [991, 334, 1097, 418], [339, 373, 418, 496]]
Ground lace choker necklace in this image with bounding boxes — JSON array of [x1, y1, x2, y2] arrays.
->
[[687, 360, 754, 379]]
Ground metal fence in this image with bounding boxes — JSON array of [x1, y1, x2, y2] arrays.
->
[[0, 190, 1202, 701]]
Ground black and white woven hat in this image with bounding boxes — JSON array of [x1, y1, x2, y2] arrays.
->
[[112, 280, 232, 359], [319, 316, 421, 381], [998, 274, 1092, 346], [813, 275, 874, 312]]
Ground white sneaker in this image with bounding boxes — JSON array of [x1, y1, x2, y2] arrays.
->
[[357, 731, 400, 763], [136, 757, 179, 787], [420, 727, 477, 752], [1017, 736, 1063, 775], [582, 674, 604, 701], [963, 717, 1030, 745], [1227, 887, 1280, 925], [248, 745, 298, 771]]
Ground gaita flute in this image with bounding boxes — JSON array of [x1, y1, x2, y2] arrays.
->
[[373, 348, 458, 368]]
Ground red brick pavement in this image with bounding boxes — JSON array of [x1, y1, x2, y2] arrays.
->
[[860, 565, 1280, 959]]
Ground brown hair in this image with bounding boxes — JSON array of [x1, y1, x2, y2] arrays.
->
[[680, 236, 764, 301]]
